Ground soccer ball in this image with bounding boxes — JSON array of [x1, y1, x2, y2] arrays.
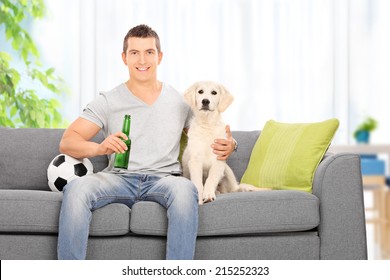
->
[[47, 154, 93, 192]]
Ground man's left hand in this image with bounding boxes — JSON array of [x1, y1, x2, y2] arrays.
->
[[212, 125, 235, 160]]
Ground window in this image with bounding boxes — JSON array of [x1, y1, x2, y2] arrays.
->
[[24, 0, 390, 143]]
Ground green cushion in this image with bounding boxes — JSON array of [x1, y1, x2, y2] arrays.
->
[[240, 118, 339, 193]]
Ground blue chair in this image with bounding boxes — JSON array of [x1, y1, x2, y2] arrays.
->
[[360, 154, 385, 176]]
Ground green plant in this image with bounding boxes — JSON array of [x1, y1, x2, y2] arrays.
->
[[353, 116, 378, 138], [0, 0, 67, 128]]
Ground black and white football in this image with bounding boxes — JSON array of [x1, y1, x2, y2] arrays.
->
[[47, 154, 93, 192]]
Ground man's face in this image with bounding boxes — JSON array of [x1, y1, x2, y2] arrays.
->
[[122, 37, 163, 82]]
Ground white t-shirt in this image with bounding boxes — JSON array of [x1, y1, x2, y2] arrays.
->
[[81, 83, 192, 175]]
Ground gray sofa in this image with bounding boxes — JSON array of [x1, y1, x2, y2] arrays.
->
[[0, 127, 367, 259]]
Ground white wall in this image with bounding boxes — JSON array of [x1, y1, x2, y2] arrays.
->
[[29, 0, 390, 144]]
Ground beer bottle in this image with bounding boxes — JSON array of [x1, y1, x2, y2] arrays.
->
[[114, 114, 131, 169]]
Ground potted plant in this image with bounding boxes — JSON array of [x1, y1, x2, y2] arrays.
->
[[353, 117, 378, 144]]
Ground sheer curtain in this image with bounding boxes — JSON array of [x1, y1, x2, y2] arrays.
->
[[33, 0, 390, 144]]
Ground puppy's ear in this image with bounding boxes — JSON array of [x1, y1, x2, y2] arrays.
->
[[218, 85, 234, 112], [184, 82, 198, 110]]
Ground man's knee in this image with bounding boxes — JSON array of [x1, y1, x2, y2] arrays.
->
[[161, 176, 198, 204], [172, 176, 197, 195], [62, 174, 99, 202]]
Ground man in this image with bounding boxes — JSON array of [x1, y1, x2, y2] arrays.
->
[[57, 24, 235, 260]]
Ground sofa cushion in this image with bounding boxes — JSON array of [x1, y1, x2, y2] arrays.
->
[[0, 128, 109, 191], [130, 190, 320, 236], [241, 119, 339, 193], [0, 190, 131, 236]]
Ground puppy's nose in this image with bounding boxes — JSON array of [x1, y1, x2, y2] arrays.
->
[[202, 99, 210, 106]]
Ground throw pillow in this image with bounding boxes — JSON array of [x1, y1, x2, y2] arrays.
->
[[240, 118, 339, 193]]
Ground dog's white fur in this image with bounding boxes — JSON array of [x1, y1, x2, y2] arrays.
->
[[182, 81, 260, 204]]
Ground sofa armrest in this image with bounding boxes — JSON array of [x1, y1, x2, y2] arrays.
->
[[312, 152, 367, 259]]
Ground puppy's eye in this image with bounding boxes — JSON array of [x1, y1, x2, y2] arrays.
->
[[198, 90, 204, 94], [211, 91, 217, 95]]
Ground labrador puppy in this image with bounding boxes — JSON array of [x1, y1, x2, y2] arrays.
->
[[182, 81, 240, 204]]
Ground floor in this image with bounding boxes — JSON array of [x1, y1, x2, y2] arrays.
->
[[367, 224, 388, 259], [364, 190, 390, 260]]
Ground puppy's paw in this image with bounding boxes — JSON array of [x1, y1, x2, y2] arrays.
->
[[237, 183, 254, 192], [202, 190, 216, 203], [198, 193, 204, 205], [198, 195, 204, 205], [238, 183, 272, 192]]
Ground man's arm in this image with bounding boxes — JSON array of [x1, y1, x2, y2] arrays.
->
[[60, 117, 128, 159]]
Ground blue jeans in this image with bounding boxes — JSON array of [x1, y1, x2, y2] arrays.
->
[[57, 172, 198, 260]]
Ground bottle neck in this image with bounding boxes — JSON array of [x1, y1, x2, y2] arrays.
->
[[122, 116, 131, 136]]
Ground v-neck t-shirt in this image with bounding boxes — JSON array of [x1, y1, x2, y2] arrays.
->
[[81, 83, 192, 175]]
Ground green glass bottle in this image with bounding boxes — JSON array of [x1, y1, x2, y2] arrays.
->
[[114, 114, 131, 169]]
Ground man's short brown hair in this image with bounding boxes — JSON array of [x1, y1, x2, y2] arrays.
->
[[123, 24, 161, 53]]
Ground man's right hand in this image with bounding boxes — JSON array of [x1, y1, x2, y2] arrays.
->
[[60, 117, 128, 159], [98, 132, 129, 155]]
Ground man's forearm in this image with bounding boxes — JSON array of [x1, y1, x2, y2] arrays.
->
[[60, 137, 100, 159]]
